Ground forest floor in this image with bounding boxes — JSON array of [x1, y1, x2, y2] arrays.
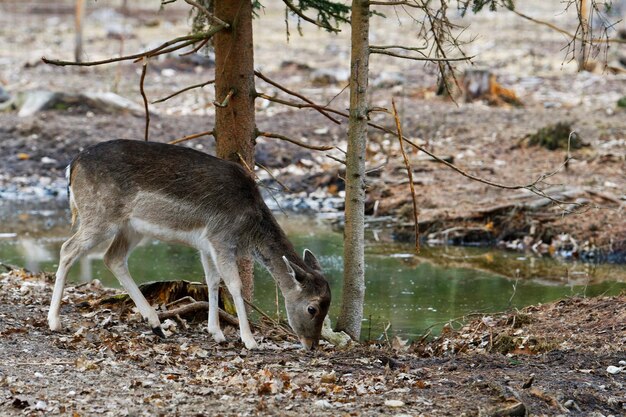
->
[[0, 1, 625, 262], [1, 269, 625, 416]]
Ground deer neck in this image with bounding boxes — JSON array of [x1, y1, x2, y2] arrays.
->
[[254, 214, 303, 293]]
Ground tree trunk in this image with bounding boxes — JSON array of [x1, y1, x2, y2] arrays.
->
[[213, 0, 257, 302], [335, 0, 369, 340]]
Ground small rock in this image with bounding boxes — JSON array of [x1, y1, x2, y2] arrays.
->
[[384, 399, 405, 407], [606, 365, 623, 374], [40, 157, 57, 165], [314, 399, 333, 409]]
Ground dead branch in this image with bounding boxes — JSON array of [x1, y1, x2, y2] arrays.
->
[[368, 0, 421, 7], [157, 301, 239, 327], [168, 130, 214, 145], [391, 99, 419, 252], [326, 154, 346, 165], [139, 58, 150, 141], [511, 9, 626, 45], [256, 93, 350, 124], [42, 29, 223, 67], [282, 0, 341, 33], [213, 88, 235, 108], [370, 44, 427, 52], [258, 131, 334, 151], [370, 48, 473, 62], [183, 0, 229, 28], [260, 94, 581, 209], [152, 79, 215, 104], [254, 71, 341, 124]]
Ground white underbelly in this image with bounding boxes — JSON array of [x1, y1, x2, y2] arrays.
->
[[129, 217, 206, 249]]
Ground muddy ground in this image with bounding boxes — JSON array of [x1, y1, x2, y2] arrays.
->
[[0, 0, 625, 261], [1, 269, 625, 416]]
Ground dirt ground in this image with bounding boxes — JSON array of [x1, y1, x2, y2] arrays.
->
[[1, 268, 624, 416]]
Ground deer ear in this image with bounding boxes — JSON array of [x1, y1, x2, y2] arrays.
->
[[303, 249, 322, 272], [282, 256, 305, 284]]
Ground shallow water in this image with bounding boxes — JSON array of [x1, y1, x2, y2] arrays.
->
[[1, 203, 625, 339]]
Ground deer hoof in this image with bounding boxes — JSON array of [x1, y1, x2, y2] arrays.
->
[[48, 315, 62, 332], [152, 326, 166, 339]]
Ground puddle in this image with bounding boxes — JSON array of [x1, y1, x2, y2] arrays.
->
[[1, 202, 625, 339]]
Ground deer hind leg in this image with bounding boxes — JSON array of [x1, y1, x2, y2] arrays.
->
[[209, 245, 257, 350], [200, 251, 226, 343], [49, 226, 110, 331], [103, 227, 164, 337]]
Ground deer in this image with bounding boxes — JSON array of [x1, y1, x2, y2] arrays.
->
[[47, 139, 331, 350]]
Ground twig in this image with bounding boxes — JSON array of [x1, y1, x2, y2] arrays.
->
[[183, 0, 229, 28], [153, 79, 215, 104], [139, 57, 150, 141], [168, 130, 214, 145], [242, 298, 296, 336], [213, 88, 235, 108], [326, 154, 346, 165], [391, 99, 419, 253], [258, 131, 334, 151], [282, 0, 341, 33], [179, 37, 210, 56], [254, 71, 341, 124], [256, 162, 291, 192]]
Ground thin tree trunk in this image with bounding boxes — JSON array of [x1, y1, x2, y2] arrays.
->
[[336, 0, 369, 340], [74, 0, 85, 62], [577, 0, 590, 71], [213, 0, 257, 302]]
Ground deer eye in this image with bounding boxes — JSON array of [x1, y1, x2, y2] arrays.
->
[[307, 306, 317, 316]]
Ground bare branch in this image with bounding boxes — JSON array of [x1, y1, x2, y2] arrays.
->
[[258, 131, 334, 151], [370, 44, 427, 52], [168, 130, 214, 145], [282, 0, 341, 33], [42, 29, 223, 67], [183, 0, 229, 28], [139, 58, 150, 141], [370, 47, 473, 62], [255, 71, 341, 124], [369, 0, 420, 7], [326, 154, 346, 165], [511, 9, 626, 45], [153, 79, 215, 104], [391, 99, 419, 253]]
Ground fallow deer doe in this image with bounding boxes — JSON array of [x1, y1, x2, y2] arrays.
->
[[47, 139, 331, 350]]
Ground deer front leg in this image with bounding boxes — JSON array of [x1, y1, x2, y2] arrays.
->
[[200, 251, 226, 343], [209, 247, 257, 350]]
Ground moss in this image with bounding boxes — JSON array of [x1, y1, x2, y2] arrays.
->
[[526, 122, 586, 151], [617, 96, 626, 108], [505, 313, 533, 328]]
